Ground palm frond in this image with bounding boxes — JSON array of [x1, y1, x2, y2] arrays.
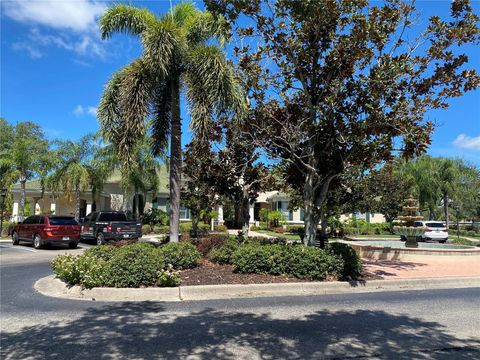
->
[[184, 11, 229, 47], [184, 45, 246, 137], [141, 20, 177, 77], [100, 4, 156, 39], [151, 81, 171, 157], [98, 70, 124, 145]]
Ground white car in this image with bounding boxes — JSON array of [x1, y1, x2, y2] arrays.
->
[[414, 221, 448, 243]]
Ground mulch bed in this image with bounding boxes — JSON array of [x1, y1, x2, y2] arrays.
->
[[180, 258, 382, 286]]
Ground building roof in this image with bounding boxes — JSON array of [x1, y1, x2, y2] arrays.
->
[[12, 164, 170, 195]]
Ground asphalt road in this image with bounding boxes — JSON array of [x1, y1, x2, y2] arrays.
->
[[1, 242, 480, 359]]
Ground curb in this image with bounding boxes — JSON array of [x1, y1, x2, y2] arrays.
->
[[34, 275, 480, 302]]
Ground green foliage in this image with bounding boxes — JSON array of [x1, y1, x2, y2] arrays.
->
[[451, 238, 476, 246], [259, 208, 268, 222], [208, 237, 240, 264], [104, 243, 165, 287], [196, 234, 229, 256], [142, 224, 152, 234], [153, 225, 169, 234], [142, 208, 168, 226], [84, 245, 117, 261], [214, 224, 227, 232], [156, 242, 201, 269], [268, 210, 285, 227], [326, 242, 362, 280], [231, 244, 344, 280], [343, 220, 391, 235], [51, 243, 181, 288]]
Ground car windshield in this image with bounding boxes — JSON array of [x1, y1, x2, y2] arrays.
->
[[425, 222, 445, 228], [49, 217, 78, 225], [98, 213, 127, 222]]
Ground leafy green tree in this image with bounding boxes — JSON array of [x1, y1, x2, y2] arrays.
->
[[0, 120, 49, 222], [362, 163, 413, 232], [48, 135, 97, 221], [207, 0, 480, 245], [97, 3, 245, 242]]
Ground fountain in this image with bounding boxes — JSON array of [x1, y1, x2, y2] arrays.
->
[[393, 195, 425, 248]]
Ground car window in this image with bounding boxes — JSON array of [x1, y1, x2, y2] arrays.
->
[[49, 217, 78, 225], [414, 221, 423, 227], [426, 222, 445, 228], [23, 216, 34, 224], [98, 213, 127, 222], [38, 217, 46, 224]]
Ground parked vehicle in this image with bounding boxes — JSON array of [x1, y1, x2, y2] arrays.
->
[[80, 211, 142, 245], [12, 215, 80, 249], [414, 221, 448, 243]]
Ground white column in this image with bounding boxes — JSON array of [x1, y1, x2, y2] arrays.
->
[[249, 205, 255, 224], [50, 202, 56, 215], [86, 202, 92, 215], [12, 202, 19, 223], [30, 198, 37, 215], [217, 205, 224, 224]]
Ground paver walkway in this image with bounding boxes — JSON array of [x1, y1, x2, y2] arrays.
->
[[363, 258, 480, 279]]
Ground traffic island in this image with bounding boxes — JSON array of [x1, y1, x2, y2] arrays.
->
[[34, 274, 480, 302]]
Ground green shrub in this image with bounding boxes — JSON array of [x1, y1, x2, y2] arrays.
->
[[326, 242, 362, 279], [51, 254, 81, 286], [231, 244, 278, 274], [157, 242, 200, 269], [85, 245, 117, 261], [196, 234, 229, 256], [157, 264, 180, 287], [268, 210, 285, 227], [76, 254, 108, 288], [214, 224, 227, 232], [208, 238, 240, 264], [231, 244, 344, 280], [104, 243, 164, 288], [142, 208, 168, 226], [452, 237, 475, 246], [153, 225, 169, 234], [142, 224, 152, 234]]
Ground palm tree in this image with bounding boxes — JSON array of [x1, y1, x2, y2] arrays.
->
[[0, 121, 49, 222], [97, 3, 245, 242], [48, 135, 97, 221]]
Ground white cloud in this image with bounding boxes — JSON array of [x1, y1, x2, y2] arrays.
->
[[12, 28, 106, 59], [453, 134, 480, 151], [74, 105, 97, 117], [3, 0, 106, 33]]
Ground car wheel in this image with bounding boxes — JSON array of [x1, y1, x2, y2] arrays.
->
[[68, 242, 78, 249], [96, 232, 105, 246], [12, 232, 19, 245], [33, 234, 42, 249]]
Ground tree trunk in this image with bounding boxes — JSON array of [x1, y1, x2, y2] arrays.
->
[[318, 213, 328, 248], [18, 175, 26, 223], [443, 194, 449, 229], [75, 188, 81, 222], [134, 187, 140, 220], [240, 192, 250, 237], [303, 171, 319, 246], [169, 76, 181, 242]]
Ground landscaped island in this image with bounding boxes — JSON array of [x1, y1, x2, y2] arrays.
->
[[51, 236, 362, 289]]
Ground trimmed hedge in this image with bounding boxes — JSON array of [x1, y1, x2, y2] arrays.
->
[[156, 242, 200, 269], [231, 244, 344, 280], [208, 237, 240, 264], [50, 242, 198, 288], [326, 242, 362, 280]]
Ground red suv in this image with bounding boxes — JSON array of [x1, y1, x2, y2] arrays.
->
[[12, 215, 81, 249]]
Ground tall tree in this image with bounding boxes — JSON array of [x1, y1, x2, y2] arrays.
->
[[97, 3, 245, 242], [0, 121, 49, 222], [207, 0, 480, 245], [48, 135, 97, 221]]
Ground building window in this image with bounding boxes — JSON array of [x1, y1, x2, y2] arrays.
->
[[274, 201, 292, 221], [180, 207, 190, 220], [300, 208, 305, 221]]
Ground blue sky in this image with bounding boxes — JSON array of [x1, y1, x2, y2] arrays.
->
[[1, 0, 479, 165]]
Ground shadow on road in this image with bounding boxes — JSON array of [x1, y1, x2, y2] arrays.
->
[[1, 303, 478, 359]]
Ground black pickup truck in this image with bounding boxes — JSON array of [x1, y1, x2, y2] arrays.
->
[[80, 211, 142, 245]]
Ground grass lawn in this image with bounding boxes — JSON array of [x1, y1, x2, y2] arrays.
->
[[346, 234, 400, 239], [255, 230, 301, 240]]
